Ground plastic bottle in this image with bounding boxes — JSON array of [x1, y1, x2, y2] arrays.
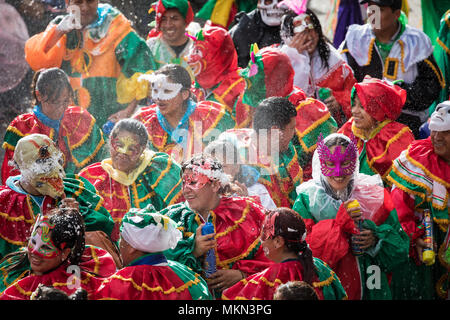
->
[[318, 87, 332, 102], [422, 209, 435, 266], [102, 120, 115, 137], [201, 222, 217, 278], [347, 199, 364, 256]]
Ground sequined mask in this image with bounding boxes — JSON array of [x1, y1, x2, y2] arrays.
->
[[316, 133, 358, 177]]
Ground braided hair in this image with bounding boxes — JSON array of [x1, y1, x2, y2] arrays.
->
[[306, 9, 331, 71]]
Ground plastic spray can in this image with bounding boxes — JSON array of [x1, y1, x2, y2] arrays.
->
[[347, 199, 364, 256], [201, 222, 216, 278], [422, 209, 435, 266]]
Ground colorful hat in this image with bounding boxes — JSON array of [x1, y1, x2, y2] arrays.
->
[[120, 205, 182, 253], [152, 0, 194, 30], [429, 100, 450, 132], [352, 76, 406, 122], [186, 22, 239, 90], [240, 46, 294, 107]]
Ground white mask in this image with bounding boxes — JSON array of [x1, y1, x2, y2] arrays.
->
[[140, 73, 183, 101], [258, 0, 286, 26], [429, 101, 450, 132]]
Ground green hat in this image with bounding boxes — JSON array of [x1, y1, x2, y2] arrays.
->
[[120, 205, 182, 253], [152, 0, 194, 28]]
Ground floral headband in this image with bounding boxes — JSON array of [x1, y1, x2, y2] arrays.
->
[[182, 156, 231, 190]]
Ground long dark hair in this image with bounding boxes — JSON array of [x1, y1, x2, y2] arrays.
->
[[267, 207, 316, 285], [280, 9, 331, 70], [31, 67, 74, 106]]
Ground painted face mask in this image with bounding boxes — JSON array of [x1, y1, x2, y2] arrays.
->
[[293, 14, 314, 34], [429, 101, 450, 132], [258, 0, 286, 26], [111, 135, 142, 157], [182, 170, 211, 191], [27, 215, 63, 260], [183, 156, 231, 190], [31, 171, 65, 198], [149, 74, 183, 101], [187, 41, 207, 77], [14, 134, 66, 198], [316, 133, 358, 177]]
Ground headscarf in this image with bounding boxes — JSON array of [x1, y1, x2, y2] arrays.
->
[[187, 22, 239, 90], [351, 76, 406, 122], [301, 133, 385, 220], [240, 45, 294, 107], [120, 205, 182, 253]]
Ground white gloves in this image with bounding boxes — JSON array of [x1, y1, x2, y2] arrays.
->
[[56, 13, 82, 33]]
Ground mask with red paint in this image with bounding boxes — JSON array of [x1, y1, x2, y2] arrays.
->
[[27, 215, 64, 260], [182, 170, 211, 191]]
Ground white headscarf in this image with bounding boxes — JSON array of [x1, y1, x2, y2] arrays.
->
[[297, 133, 385, 221]]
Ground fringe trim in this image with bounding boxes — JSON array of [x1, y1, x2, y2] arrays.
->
[[405, 152, 450, 189], [102, 272, 201, 294], [424, 58, 446, 89]]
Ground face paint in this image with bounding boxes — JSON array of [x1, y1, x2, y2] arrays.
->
[[182, 171, 211, 190], [316, 134, 358, 177], [111, 135, 142, 157], [257, 0, 286, 26], [183, 157, 231, 187], [149, 74, 183, 101], [28, 216, 61, 260]]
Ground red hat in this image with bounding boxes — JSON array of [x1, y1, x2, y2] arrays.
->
[[353, 76, 406, 121], [187, 22, 239, 90]]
